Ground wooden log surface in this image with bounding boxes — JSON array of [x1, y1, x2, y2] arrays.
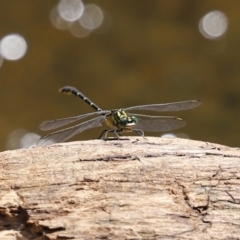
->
[[0, 137, 240, 240]]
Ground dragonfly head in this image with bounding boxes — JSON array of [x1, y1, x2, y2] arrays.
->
[[105, 109, 138, 131], [115, 110, 138, 130]]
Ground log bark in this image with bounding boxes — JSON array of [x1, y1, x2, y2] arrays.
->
[[0, 137, 240, 240]]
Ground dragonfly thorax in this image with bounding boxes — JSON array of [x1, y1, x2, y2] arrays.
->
[[105, 109, 138, 131]]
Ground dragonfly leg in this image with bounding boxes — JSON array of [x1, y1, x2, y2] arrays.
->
[[99, 129, 144, 140], [98, 129, 107, 139], [113, 129, 121, 138], [99, 129, 122, 139], [132, 129, 145, 137], [99, 129, 117, 139]]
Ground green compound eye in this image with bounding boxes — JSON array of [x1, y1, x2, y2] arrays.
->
[[131, 116, 138, 124], [119, 117, 127, 125]]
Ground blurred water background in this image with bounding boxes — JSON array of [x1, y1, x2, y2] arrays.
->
[[0, 0, 239, 150]]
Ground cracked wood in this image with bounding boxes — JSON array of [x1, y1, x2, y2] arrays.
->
[[0, 137, 240, 239]]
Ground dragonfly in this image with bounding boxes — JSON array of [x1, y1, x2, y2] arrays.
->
[[37, 86, 202, 146]]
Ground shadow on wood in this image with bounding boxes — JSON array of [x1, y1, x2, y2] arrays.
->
[[0, 137, 240, 239]]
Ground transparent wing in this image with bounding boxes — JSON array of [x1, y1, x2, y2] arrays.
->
[[40, 110, 109, 131], [125, 100, 202, 112], [37, 115, 106, 147], [132, 114, 186, 132]]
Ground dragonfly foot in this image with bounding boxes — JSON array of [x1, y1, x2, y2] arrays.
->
[[99, 129, 122, 139]]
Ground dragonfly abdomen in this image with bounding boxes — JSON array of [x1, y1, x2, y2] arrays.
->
[[60, 86, 102, 112]]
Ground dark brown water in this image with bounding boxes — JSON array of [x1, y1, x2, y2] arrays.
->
[[0, 1, 239, 150]]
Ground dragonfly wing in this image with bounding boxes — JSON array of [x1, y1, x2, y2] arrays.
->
[[37, 115, 106, 146], [125, 100, 202, 112], [132, 114, 186, 132], [40, 110, 109, 131]]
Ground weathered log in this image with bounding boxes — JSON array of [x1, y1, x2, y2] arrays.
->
[[0, 137, 240, 240]]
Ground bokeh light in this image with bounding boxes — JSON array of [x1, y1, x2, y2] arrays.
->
[[6, 129, 39, 150], [161, 133, 177, 138], [51, 1, 106, 38], [57, 0, 84, 22], [20, 132, 40, 148], [0, 34, 27, 60], [161, 133, 189, 139], [93, 10, 112, 35], [69, 21, 91, 38], [0, 54, 4, 67], [79, 4, 104, 30], [50, 7, 71, 30], [199, 10, 228, 39]]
